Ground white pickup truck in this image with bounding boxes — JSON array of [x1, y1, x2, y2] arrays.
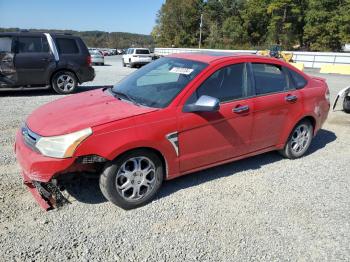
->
[[122, 48, 153, 68]]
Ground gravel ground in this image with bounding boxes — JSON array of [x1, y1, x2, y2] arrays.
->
[[0, 56, 349, 261]]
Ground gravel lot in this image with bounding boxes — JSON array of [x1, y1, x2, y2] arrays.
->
[[0, 56, 349, 261]]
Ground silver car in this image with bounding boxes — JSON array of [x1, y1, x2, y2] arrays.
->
[[89, 50, 104, 65]]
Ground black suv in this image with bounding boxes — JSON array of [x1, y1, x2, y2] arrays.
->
[[0, 32, 95, 94]]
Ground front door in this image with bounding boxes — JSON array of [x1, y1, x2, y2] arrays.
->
[[0, 35, 17, 87], [14, 35, 53, 85], [178, 62, 254, 173]]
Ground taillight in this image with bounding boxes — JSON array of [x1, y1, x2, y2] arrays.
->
[[87, 55, 92, 66]]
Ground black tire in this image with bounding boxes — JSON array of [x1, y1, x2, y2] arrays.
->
[[122, 60, 126, 67], [101, 62, 104, 66], [51, 71, 77, 94], [99, 149, 164, 210], [343, 96, 350, 113], [279, 119, 313, 159]]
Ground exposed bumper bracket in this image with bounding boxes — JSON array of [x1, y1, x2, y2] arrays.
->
[[23, 175, 70, 211]]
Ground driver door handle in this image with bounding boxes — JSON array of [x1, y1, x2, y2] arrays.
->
[[285, 94, 298, 103], [233, 105, 249, 114]]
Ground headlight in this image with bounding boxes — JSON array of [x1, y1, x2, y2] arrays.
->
[[35, 128, 92, 158]]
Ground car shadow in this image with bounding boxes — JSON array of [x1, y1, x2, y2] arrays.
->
[[0, 85, 111, 97], [62, 129, 336, 206]]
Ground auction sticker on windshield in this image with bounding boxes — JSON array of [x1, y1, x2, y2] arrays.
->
[[169, 67, 194, 75]]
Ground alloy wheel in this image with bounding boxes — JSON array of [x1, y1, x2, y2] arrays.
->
[[290, 124, 311, 154], [57, 74, 75, 92], [115, 156, 156, 202]]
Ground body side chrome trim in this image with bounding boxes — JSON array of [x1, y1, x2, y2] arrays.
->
[[44, 33, 59, 62]]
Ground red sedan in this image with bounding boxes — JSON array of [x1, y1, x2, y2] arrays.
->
[[15, 53, 330, 210]]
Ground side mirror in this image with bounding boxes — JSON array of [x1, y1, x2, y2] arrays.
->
[[183, 95, 220, 113]]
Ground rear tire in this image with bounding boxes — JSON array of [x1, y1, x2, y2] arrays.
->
[[99, 149, 164, 210], [122, 60, 126, 67], [343, 96, 350, 113], [279, 120, 313, 159], [51, 71, 77, 94]]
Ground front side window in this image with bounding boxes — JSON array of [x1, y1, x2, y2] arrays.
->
[[55, 38, 79, 54], [17, 37, 48, 53], [187, 63, 249, 104], [252, 63, 290, 95], [111, 57, 207, 108], [0, 37, 13, 52]]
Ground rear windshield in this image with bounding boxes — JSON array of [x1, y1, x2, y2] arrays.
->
[[56, 38, 79, 54], [90, 50, 101, 55], [136, 49, 150, 54]]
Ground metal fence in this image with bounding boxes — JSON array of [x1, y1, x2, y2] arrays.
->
[[154, 48, 350, 69]]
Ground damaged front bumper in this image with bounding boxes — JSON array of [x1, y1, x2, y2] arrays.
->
[[15, 130, 105, 211], [21, 172, 69, 210]]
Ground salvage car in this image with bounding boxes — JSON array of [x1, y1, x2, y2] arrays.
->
[[15, 53, 330, 210], [0, 31, 95, 94]]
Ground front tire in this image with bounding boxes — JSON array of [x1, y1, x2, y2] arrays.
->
[[51, 71, 77, 94], [279, 120, 313, 159], [99, 149, 164, 210]]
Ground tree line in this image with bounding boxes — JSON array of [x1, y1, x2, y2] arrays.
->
[[151, 0, 350, 51], [0, 28, 154, 49]]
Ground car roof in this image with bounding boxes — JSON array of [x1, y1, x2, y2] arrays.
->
[[0, 32, 78, 38], [169, 51, 266, 64]]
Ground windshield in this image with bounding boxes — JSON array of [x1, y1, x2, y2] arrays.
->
[[111, 57, 207, 108]]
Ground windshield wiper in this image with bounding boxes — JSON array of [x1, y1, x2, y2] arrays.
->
[[111, 89, 140, 106]]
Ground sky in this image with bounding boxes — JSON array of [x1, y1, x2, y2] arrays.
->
[[0, 0, 165, 35]]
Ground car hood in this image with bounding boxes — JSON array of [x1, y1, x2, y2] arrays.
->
[[26, 89, 158, 136]]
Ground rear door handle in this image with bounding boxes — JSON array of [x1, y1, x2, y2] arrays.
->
[[233, 105, 249, 113], [285, 94, 298, 103]]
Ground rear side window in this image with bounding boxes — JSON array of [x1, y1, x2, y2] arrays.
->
[[56, 38, 79, 54], [252, 63, 289, 95], [17, 37, 49, 53], [136, 49, 150, 54], [288, 68, 307, 89], [188, 63, 249, 103]]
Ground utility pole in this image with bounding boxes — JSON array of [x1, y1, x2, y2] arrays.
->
[[199, 13, 203, 49]]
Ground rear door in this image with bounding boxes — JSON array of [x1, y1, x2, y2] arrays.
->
[[178, 62, 254, 172], [14, 35, 54, 85], [0, 35, 17, 87], [249, 62, 303, 151]]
